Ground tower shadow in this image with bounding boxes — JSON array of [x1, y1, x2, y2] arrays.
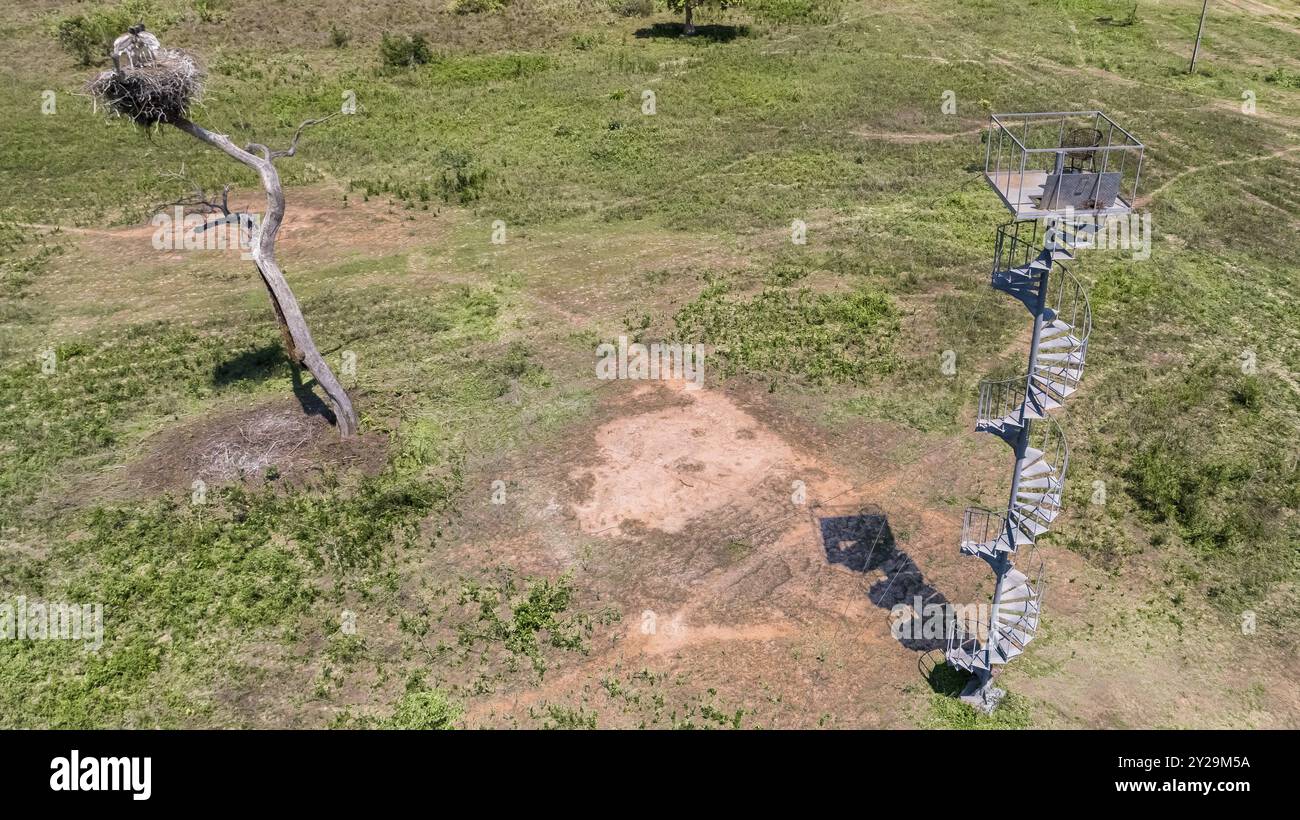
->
[[818, 506, 954, 652]]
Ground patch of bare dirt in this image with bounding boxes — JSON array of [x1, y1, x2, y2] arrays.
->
[[569, 380, 831, 536], [110, 398, 388, 499], [429, 377, 991, 727]]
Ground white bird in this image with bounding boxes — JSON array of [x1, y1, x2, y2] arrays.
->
[[111, 24, 161, 69]]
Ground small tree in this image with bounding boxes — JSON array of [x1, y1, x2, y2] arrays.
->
[[665, 0, 734, 35], [87, 28, 359, 435]]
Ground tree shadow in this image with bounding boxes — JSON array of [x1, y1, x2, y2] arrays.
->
[[213, 342, 286, 386], [212, 344, 338, 427], [818, 506, 954, 652], [290, 363, 338, 427], [634, 23, 748, 42]]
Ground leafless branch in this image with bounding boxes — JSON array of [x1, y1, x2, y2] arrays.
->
[[154, 168, 236, 219], [243, 112, 342, 161]]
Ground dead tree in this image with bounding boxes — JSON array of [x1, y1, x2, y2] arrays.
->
[[172, 117, 358, 435], [88, 28, 359, 436]]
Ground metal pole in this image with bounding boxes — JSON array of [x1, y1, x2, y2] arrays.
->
[[1190, 0, 1210, 74]]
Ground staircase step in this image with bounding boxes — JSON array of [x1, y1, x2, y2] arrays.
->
[[1028, 388, 1063, 412], [1020, 459, 1053, 478], [1037, 365, 1084, 382], [1003, 526, 1033, 546], [1032, 374, 1078, 398], [1016, 495, 1062, 513], [1040, 321, 1074, 337], [997, 621, 1038, 639], [1016, 515, 1051, 537], [997, 599, 1040, 617], [1037, 334, 1083, 351], [993, 281, 1037, 297], [1003, 626, 1034, 648], [1017, 488, 1061, 502], [960, 539, 990, 557], [961, 538, 1012, 558], [993, 639, 1021, 662], [946, 645, 989, 672], [1036, 351, 1085, 365], [980, 411, 1027, 430], [1018, 476, 1061, 491], [1015, 501, 1060, 522], [999, 586, 1033, 605]]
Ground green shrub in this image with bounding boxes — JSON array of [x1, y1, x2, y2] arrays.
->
[[329, 24, 350, 48], [52, 0, 170, 67], [55, 17, 103, 66], [1263, 67, 1300, 89], [453, 0, 506, 14], [384, 688, 460, 729], [379, 32, 433, 70]]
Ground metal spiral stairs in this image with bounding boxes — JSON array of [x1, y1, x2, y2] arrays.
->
[[945, 216, 1098, 710], [941, 112, 1142, 711]]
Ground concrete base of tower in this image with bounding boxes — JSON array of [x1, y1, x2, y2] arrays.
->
[[959, 675, 1006, 714]]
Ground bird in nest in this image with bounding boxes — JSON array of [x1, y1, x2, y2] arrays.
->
[[111, 24, 162, 71]]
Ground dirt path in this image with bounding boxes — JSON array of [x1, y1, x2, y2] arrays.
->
[[1136, 145, 1300, 207]]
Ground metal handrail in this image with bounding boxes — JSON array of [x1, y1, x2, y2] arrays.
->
[[977, 375, 1028, 427], [993, 220, 1043, 275], [1024, 411, 1069, 500], [989, 114, 1029, 152], [1041, 257, 1092, 357], [946, 613, 987, 664], [992, 543, 1046, 650], [985, 113, 1144, 215], [963, 505, 1007, 552], [993, 110, 1144, 148]]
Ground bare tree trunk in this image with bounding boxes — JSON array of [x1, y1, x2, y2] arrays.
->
[[173, 117, 358, 437], [684, 1, 695, 36]]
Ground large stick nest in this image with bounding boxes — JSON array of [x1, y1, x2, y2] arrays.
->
[[87, 48, 205, 126]]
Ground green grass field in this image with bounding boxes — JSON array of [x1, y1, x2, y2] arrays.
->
[[1, 0, 1297, 728]]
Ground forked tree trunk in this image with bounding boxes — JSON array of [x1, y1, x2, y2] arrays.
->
[[173, 118, 359, 436], [684, 2, 695, 35]]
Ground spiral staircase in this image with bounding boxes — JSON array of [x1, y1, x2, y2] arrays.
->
[[945, 215, 1100, 711], [928, 112, 1144, 711]]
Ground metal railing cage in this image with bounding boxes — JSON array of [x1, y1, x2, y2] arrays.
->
[[984, 111, 1143, 219]]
